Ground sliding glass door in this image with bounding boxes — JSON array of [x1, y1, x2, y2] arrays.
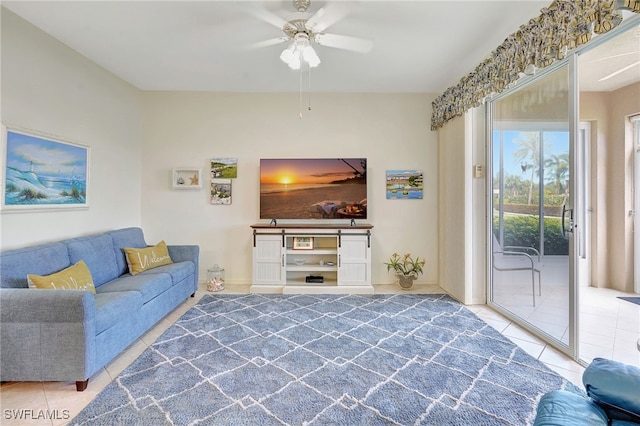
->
[[489, 16, 639, 364], [490, 64, 575, 351], [636, 116, 640, 294], [576, 20, 640, 365]]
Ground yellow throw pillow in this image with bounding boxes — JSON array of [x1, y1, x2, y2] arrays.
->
[[27, 260, 96, 294], [124, 240, 173, 276]]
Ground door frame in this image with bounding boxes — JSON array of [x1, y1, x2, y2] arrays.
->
[[633, 115, 640, 294], [486, 57, 579, 360]]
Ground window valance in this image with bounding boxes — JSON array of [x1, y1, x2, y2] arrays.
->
[[431, 0, 640, 131]]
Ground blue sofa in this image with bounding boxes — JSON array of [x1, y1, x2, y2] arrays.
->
[[534, 357, 640, 425], [0, 227, 199, 391]]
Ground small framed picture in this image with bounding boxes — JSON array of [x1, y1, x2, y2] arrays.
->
[[172, 168, 202, 189], [293, 237, 314, 250], [211, 179, 232, 205], [211, 158, 238, 178]]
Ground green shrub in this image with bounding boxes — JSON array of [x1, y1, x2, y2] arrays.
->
[[502, 194, 566, 206], [493, 214, 568, 255], [543, 218, 568, 255]]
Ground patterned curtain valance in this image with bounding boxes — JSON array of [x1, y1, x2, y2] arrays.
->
[[431, 0, 640, 131]]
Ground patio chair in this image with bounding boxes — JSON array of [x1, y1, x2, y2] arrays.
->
[[492, 233, 542, 306]]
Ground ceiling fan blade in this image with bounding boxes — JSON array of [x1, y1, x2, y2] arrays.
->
[[248, 37, 290, 49], [589, 51, 638, 63], [306, 3, 349, 33], [242, 3, 288, 30], [314, 33, 373, 54]]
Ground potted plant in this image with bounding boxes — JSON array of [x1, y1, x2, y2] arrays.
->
[[385, 252, 426, 290]]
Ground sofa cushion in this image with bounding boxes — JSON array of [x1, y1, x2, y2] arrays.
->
[[27, 260, 96, 294], [124, 241, 173, 275], [96, 273, 173, 304], [142, 261, 195, 285], [533, 390, 608, 426], [94, 291, 143, 334], [67, 234, 119, 286], [583, 357, 640, 423], [0, 242, 70, 289], [107, 228, 147, 276]]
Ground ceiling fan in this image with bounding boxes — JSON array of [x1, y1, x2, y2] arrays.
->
[[249, 0, 373, 70]]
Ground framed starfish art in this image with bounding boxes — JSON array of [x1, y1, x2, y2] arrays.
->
[[171, 168, 202, 189]]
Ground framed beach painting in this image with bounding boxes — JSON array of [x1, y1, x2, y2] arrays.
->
[[2, 126, 89, 211]]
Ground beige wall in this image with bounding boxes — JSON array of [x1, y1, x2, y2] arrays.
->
[[0, 8, 143, 249], [609, 82, 640, 292], [436, 107, 487, 305], [581, 82, 640, 292], [1, 9, 441, 289], [140, 92, 439, 285], [580, 91, 609, 288], [438, 113, 475, 303], [471, 107, 488, 304]]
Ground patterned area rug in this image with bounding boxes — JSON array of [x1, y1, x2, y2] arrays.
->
[[618, 296, 640, 306], [71, 294, 580, 425]]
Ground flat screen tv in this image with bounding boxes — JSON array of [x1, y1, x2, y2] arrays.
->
[[260, 158, 367, 220]]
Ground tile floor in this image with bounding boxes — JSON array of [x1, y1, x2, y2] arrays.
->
[[0, 283, 587, 426], [493, 256, 640, 367]]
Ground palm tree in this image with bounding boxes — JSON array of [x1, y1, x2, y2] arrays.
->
[[545, 153, 569, 195], [512, 132, 540, 205], [504, 174, 530, 198]]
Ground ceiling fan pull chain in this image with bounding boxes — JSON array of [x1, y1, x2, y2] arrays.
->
[[308, 65, 312, 111], [299, 65, 304, 119]]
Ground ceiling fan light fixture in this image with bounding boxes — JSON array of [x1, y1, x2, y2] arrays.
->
[[280, 43, 296, 64], [288, 52, 302, 70], [280, 42, 302, 69], [280, 33, 320, 69], [303, 45, 321, 68]]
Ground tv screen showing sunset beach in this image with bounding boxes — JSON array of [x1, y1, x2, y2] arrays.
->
[[260, 158, 367, 220]]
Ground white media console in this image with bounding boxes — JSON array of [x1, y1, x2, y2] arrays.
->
[[250, 223, 373, 294]]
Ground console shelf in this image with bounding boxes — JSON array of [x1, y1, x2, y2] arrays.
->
[[250, 223, 373, 294]]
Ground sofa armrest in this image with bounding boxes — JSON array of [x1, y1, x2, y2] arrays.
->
[[1, 288, 94, 322], [0, 288, 97, 382], [167, 245, 199, 281], [583, 357, 640, 423], [167, 244, 199, 263]]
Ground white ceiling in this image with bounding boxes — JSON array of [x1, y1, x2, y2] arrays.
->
[[2, 1, 638, 94], [578, 23, 640, 92], [3, 0, 554, 93]]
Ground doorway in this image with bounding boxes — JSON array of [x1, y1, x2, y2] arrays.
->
[[489, 17, 640, 365], [577, 20, 640, 365]]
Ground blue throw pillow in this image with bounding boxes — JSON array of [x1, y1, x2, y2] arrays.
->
[[534, 390, 608, 426], [583, 358, 640, 423]]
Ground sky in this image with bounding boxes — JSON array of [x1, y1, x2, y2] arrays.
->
[[260, 158, 366, 184], [494, 130, 569, 178], [6, 130, 87, 180]]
